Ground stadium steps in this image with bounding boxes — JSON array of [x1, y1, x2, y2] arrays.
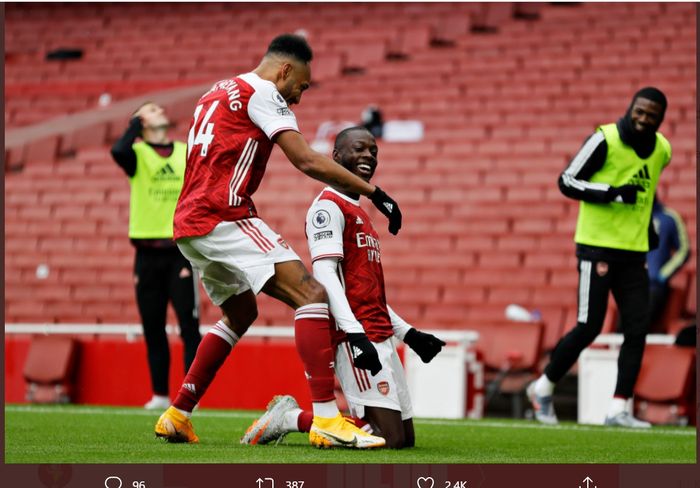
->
[[5, 2, 696, 376], [5, 2, 532, 127]]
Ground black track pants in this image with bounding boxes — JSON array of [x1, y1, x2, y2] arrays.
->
[[134, 247, 202, 396], [544, 258, 650, 398]]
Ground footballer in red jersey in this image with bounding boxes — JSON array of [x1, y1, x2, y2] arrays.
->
[[156, 35, 403, 449], [241, 127, 446, 449]]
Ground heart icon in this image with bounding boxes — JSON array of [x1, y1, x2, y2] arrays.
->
[[417, 476, 435, 488]]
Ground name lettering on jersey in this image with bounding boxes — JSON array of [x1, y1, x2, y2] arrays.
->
[[207, 79, 243, 111], [356, 232, 380, 249], [356, 232, 381, 263], [313, 231, 333, 241]]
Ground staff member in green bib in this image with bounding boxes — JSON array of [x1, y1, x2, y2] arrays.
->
[[527, 87, 671, 428], [111, 102, 201, 410]]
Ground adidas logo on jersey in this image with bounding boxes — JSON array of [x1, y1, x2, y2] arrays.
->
[[153, 163, 179, 180], [636, 164, 651, 180], [383, 202, 394, 213], [352, 346, 364, 359], [628, 164, 652, 190], [356, 216, 364, 225], [183, 383, 196, 395]]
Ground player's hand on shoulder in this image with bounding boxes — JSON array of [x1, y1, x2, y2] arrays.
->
[[346, 332, 382, 376], [369, 186, 402, 235], [404, 328, 446, 363]]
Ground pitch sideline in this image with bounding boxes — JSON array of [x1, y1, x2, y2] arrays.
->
[[6, 404, 694, 437]]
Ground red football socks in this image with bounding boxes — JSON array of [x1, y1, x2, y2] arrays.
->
[[294, 303, 336, 403], [172, 321, 238, 413], [297, 410, 314, 432]]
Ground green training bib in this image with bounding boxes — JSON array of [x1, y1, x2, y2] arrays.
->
[[574, 124, 671, 252], [128, 141, 187, 239]]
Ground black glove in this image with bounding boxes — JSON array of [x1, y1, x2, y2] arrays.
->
[[404, 328, 446, 363], [607, 184, 644, 204], [369, 186, 402, 235], [346, 333, 382, 376]]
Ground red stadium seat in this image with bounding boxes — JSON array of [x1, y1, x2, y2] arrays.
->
[[634, 345, 696, 426], [23, 336, 79, 403], [4, 2, 694, 348], [470, 320, 544, 417]]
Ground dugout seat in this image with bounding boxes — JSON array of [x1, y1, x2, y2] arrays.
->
[[470, 321, 544, 418], [633, 344, 696, 426], [23, 335, 79, 403]]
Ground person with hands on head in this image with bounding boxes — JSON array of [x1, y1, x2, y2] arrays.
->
[[528, 87, 672, 429], [110, 102, 202, 411], [241, 127, 444, 449], [155, 34, 402, 449]]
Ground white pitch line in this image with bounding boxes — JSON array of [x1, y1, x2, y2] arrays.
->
[[417, 418, 697, 437], [5, 405, 258, 419], [6, 405, 695, 437]]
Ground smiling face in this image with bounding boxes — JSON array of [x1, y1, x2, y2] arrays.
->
[[333, 128, 378, 182], [629, 97, 664, 134]]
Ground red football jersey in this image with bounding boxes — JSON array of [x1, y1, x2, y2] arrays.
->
[[306, 188, 392, 344], [174, 73, 300, 239]]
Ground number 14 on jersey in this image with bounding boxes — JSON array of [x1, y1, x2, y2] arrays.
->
[[188, 101, 220, 158]]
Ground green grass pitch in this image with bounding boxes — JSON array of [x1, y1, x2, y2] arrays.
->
[[4, 404, 695, 464]]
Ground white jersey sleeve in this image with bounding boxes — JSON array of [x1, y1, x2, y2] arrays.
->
[[387, 305, 412, 341], [312, 258, 364, 334], [306, 199, 345, 262], [241, 73, 300, 140]]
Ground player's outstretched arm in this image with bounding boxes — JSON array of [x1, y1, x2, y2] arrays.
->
[[277, 130, 402, 234], [277, 130, 375, 195]]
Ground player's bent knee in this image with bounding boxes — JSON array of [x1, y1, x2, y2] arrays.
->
[[302, 278, 328, 305], [384, 431, 406, 449], [220, 302, 258, 337]]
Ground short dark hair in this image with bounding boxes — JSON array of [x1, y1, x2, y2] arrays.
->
[[632, 86, 667, 110], [334, 126, 372, 151], [266, 34, 313, 63]]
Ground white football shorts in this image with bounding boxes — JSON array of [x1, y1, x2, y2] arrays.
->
[[335, 337, 413, 420], [176, 218, 300, 305]]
